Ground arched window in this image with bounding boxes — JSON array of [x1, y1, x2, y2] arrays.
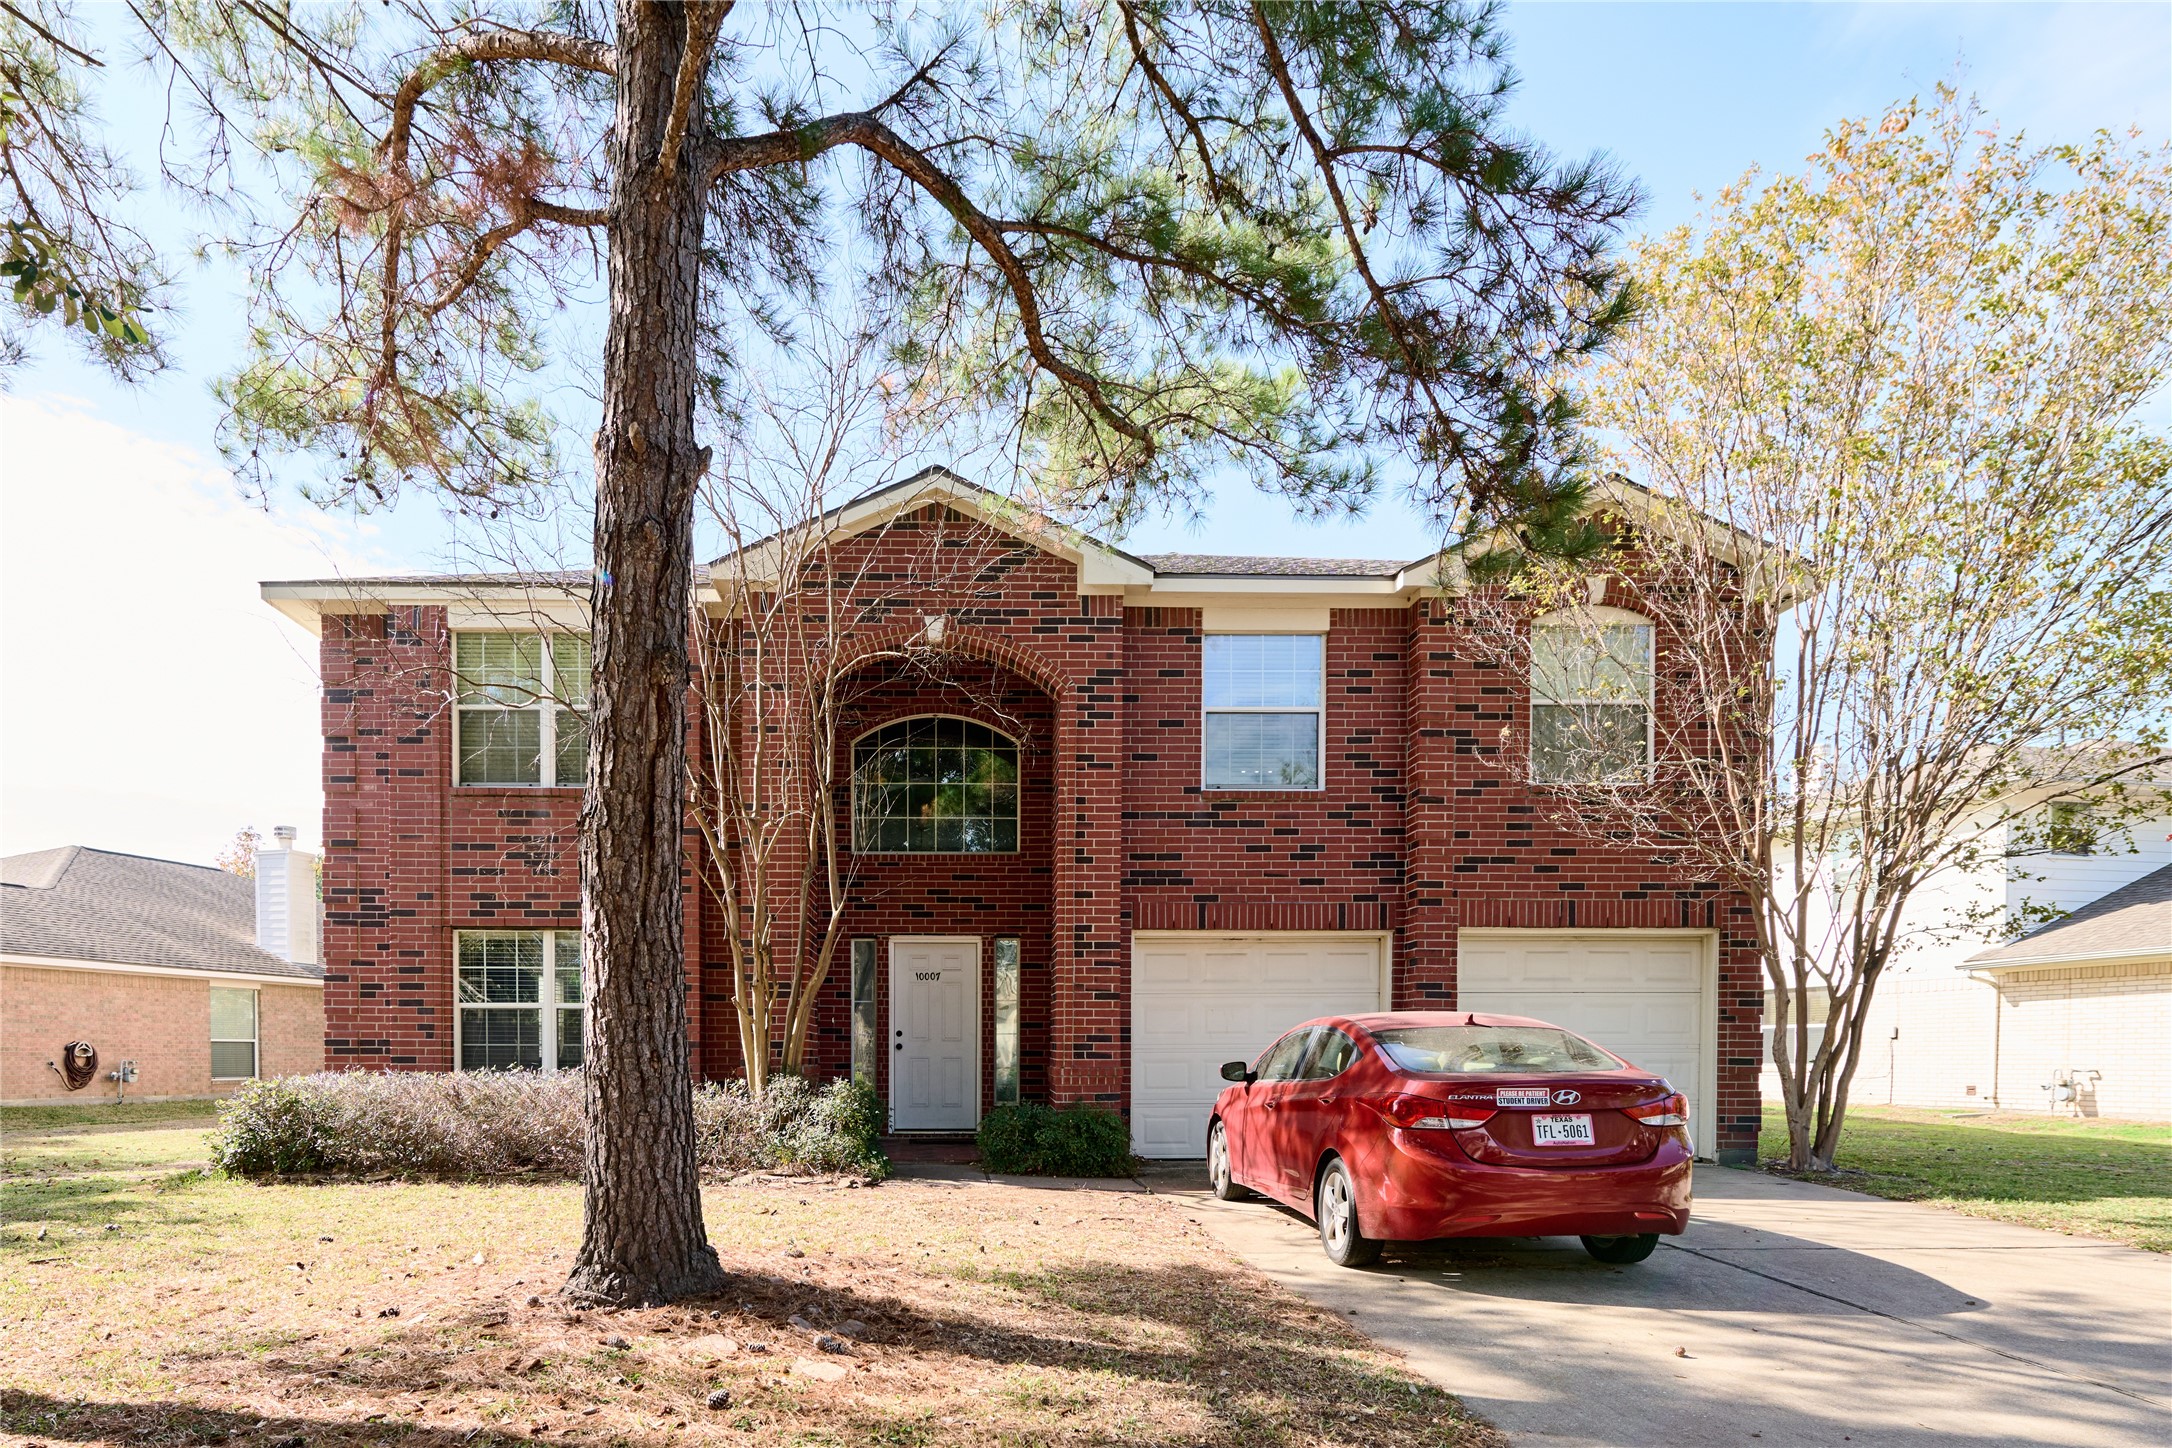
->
[[1531, 609, 1653, 783], [852, 716, 1021, 853]]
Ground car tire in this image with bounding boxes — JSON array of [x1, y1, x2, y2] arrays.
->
[[1580, 1233, 1660, 1265], [1208, 1121, 1249, 1201], [1315, 1157, 1382, 1267]]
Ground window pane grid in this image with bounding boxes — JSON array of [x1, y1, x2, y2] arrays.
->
[[852, 717, 1021, 854], [454, 632, 590, 787], [456, 931, 581, 1074]]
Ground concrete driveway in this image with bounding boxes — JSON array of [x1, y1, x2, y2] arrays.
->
[[1141, 1161, 2172, 1448]]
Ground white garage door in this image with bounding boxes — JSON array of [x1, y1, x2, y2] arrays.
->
[[1131, 933, 1388, 1158], [1457, 930, 1715, 1156]]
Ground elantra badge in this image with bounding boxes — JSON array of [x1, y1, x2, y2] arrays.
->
[[1552, 1089, 1582, 1105]]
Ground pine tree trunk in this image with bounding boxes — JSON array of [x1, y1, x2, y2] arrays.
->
[[563, 0, 726, 1308]]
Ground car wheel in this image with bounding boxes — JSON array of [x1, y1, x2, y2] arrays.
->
[[1315, 1157, 1382, 1267], [1580, 1233, 1660, 1265], [1208, 1121, 1248, 1201]]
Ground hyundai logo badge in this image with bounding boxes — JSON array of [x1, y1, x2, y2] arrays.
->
[[1552, 1088, 1582, 1105]]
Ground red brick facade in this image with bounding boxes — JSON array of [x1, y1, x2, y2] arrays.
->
[[304, 498, 1765, 1160]]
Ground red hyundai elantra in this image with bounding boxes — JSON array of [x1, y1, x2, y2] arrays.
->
[[1207, 1011, 1693, 1267]]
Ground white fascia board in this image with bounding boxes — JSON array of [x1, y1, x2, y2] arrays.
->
[[1961, 947, 2172, 972], [260, 580, 590, 636], [711, 473, 1156, 598], [2, 952, 327, 988]]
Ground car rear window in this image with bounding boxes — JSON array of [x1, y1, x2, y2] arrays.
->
[[1371, 1025, 1624, 1075]]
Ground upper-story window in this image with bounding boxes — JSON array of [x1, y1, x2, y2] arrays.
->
[[1202, 634, 1323, 790], [453, 632, 591, 787], [852, 716, 1020, 853], [2045, 801, 2097, 856], [1531, 610, 1653, 783]]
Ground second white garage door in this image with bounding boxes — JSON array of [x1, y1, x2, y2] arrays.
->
[[1456, 930, 1716, 1156], [1130, 932, 1388, 1158]]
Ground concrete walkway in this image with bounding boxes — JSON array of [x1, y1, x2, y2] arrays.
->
[[1140, 1161, 2172, 1448]]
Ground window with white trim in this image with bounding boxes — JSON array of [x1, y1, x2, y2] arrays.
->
[[1201, 634, 1323, 789], [453, 632, 591, 787], [2045, 801, 2097, 856], [209, 987, 258, 1079], [1531, 612, 1653, 783], [455, 930, 584, 1071]]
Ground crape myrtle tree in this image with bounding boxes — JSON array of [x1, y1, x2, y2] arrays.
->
[[690, 324, 1031, 1100], [1459, 92, 2172, 1172], [134, 0, 1637, 1304]]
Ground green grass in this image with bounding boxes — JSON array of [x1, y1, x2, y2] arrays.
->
[[1760, 1104, 2172, 1251], [1, 1098, 222, 1132]]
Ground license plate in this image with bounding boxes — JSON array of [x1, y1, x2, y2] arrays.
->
[[1495, 1086, 1551, 1107], [1531, 1113, 1595, 1145]]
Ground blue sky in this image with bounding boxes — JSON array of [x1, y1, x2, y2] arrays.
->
[[4, 1, 2168, 863]]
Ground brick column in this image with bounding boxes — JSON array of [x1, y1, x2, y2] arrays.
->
[[320, 606, 453, 1069], [1047, 593, 1128, 1108], [1399, 597, 1460, 1008]]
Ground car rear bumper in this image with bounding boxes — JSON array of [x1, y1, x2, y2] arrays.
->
[[1362, 1131, 1694, 1241]]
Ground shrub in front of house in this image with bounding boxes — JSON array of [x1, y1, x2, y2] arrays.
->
[[211, 1070, 888, 1181], [691, 1075, 890, 1180], [974, 1101, 1136, 1177]]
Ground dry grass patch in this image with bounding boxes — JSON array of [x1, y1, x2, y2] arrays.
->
[[3, 1124, 1495, 1447]]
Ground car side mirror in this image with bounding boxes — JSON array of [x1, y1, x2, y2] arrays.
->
[[1219, 1060, 1254, 1084]]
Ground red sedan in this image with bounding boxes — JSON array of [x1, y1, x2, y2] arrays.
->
[[1207, 1011, 1693, 1267]]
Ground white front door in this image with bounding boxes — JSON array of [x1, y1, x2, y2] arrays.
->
[[889, 937, 981, 1131]]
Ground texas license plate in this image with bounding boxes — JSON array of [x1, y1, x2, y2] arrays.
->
[[1531, 1113, 1596, 1145]]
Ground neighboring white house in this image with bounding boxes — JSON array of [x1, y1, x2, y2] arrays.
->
[[1768, 792, 2172, 1121]]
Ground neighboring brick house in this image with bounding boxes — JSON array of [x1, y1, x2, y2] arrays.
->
[[263, 470, 1768, 1162], [1, 834, 325, 1103]]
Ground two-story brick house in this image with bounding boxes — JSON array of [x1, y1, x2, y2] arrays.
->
[[263, 470, 1766, 1163]]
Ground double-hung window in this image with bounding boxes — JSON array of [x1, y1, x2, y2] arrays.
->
[[453, 632, 592, 787], [455, 930, 584, 1071], [1201, 634, 1323, 790], [1530, 612, 1653, 784], [209, 987, 258, 1080]]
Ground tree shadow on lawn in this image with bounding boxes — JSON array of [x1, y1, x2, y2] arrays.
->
[[118, 1256, 1492, 1448], [0, 1171, 216, 1233]]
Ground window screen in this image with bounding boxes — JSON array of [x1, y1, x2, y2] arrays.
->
[[1202, 635, 1323, 789], [209, 987, 258, 1080], [1531, 619, 1652, 783]]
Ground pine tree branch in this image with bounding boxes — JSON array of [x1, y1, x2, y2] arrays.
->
[[655, 1, 729, 187], [0, 1, 100, 66], [707, 111, 1152, 452]]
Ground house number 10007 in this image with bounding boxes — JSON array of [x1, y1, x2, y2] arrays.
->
[[915, 971, 943, 981]]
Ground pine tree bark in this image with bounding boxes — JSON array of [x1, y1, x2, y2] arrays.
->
[[563, 0, 726, 1308]]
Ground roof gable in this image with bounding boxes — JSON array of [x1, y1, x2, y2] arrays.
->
[[1965, 863, 2172, 969]]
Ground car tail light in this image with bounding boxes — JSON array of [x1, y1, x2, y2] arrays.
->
[[1376, 1093, 1494, 1131], [1624, 1093, 1689, 1128]]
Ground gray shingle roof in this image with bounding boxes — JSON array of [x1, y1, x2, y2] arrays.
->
[[0, 847, 321, 981], [1965, 863, 2172, 967], [1137, 553, 1410, 577]]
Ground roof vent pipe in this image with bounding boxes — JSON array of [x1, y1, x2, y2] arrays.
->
[[255, 825, 319, 966]]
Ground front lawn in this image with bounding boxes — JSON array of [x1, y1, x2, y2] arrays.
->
[[1759, 1104, 2172, 1251], [0, 1098, 223, 1132], [1, 1121, 1495, 1447]]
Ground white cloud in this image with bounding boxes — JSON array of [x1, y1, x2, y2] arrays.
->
[[1, 394, 392, 864]]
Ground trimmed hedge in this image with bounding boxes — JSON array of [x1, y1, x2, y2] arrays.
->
[[208, 1070, 888, 1181], [975, 1101, 1136, 1177]]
